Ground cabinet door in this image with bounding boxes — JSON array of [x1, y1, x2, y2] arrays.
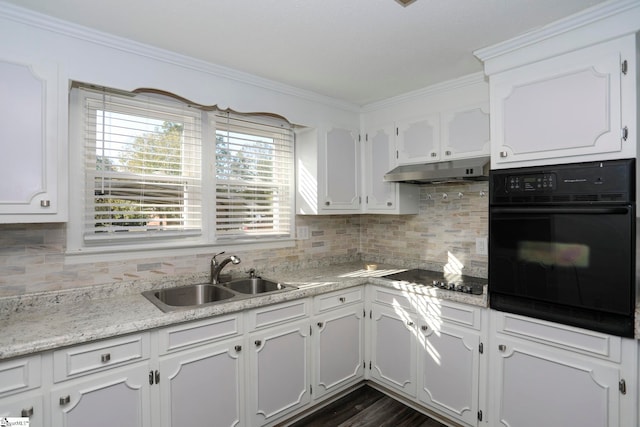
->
[[51, 362, 151, 427], [418, 321, 480, 426], [313, 305, 364, 399], [396, 114, 440, 165], [0, 57, 62, 220], [363, 124, 397, 212], [369, 303, 417, 397], [491, 337, 621, 427], [0, 393, 44, 427], [158, 338, 243, 427], [440, 104, 490, 160], [491, 36, 634, 167], [248, 320, 311, 425], [321, 127, 360, 211]]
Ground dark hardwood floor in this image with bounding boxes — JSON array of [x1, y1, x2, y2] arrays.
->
[[286, 385, 449, 427]]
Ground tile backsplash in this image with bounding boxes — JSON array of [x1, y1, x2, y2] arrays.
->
[[0, 182, 488, 297]]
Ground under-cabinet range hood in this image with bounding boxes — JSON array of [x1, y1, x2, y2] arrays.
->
[[384, 156, 490, 184]]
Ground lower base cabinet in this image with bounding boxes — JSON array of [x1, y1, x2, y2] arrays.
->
[[489, 311, 638, 427], [158, 337, 244, 427], [418, 321, 480, 426], [51, 362, 152, 427], [247, 319, 311, 426]]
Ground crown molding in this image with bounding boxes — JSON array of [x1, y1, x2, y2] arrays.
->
[[361, 72, 487, 112], [0, 0, 360, 113], [474, 0, 640, 70]]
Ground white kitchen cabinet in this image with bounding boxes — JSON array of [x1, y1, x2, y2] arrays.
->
[[395, 114, 440, 164], [486, 35, 636, 168], [247, 320, 311, 426], [156, 314, 244, 427], [295, 125, 361, 214], [0, 354, 43, 426], [368, 292, 418, 398], [0, 55, 66, 222], [158, 337, 244, 427], [246, 299, 311, 426], [0, 392, 44, 427], [394, 105, 489, 167], [489, 311, 638, 427], [417, 300, 483, 427], [312, 287, 365, 400], [362, 123, 419, 214], [51, 362, 152, 427], [440, 104, 490, 160]]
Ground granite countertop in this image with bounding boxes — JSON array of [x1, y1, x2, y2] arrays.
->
[[0, 262, 489, 360]]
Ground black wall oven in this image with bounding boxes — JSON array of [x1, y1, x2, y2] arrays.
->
[[489, 159, 636, 337]]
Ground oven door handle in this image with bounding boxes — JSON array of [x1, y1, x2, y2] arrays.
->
[[490, 207, 632, 215]]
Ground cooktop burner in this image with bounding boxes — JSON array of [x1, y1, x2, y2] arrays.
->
[[382, 269, 485, 295]]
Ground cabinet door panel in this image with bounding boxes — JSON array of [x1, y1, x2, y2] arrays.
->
[[396, 115, 439, 164], [0, 393, 43, 427], [51, 363, 151, 427], [322, 127, 359, 210], [495, 339, 619, 427], [315, 307, 364, 398], [491, 36, 634, 167], [249, 321, 310, 425], [419, 324, 479, 426], [370, 304, 417, 397], [159, 339, 243, 427], [0, 57, 62, 220]]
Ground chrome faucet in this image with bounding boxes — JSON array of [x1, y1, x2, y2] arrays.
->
[[211, 251, 241, 284]]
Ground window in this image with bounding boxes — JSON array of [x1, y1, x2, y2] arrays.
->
[[214, 111, 294, 240], [68, 85, 295, 253]]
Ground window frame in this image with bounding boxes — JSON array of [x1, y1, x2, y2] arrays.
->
[[67, 85, 296, 257]]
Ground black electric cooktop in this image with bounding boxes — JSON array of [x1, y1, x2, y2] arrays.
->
[[382, 269, 485, 295]]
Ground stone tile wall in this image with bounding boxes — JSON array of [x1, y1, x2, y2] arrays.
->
[[0, 181, 488, 297]]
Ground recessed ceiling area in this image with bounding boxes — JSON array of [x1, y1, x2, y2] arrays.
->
[[2, 0, 607, 105]]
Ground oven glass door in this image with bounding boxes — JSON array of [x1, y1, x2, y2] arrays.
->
[[489, 206, 634, 316]]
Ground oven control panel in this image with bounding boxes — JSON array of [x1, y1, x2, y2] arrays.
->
[[507, 173, 556, 192]]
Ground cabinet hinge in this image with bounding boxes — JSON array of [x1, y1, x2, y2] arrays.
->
[[619, 379, 627, 395], [478, 410, 483, 421], [363, 360, 366, 368], [369, 361, 372, 370], [479, 342, 484, 354], [622, 126, 629, 141], [622, 59, 628, 75], [396, 150, 399, 159], [369, 310, 372, 319], [309, 325, 312, 336], [363, 309, 366, 318]]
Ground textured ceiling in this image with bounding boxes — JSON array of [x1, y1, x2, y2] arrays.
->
[[2, 0, 607, 105]]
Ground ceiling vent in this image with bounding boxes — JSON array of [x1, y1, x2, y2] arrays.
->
[[394, 0, 417, 6]]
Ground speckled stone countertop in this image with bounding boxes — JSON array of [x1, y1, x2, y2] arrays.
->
[[0, 262, 489, 360]]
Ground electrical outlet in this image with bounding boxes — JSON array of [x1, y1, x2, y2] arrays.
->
[[476, 237, 488, 255], [297, 226, 309, 240]]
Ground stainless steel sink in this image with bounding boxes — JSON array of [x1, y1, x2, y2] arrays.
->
[[143, 283, 235, 311], [142, 276, 296, 312], [222, 278, 291, 294]]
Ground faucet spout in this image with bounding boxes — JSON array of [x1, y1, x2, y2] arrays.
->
[[211, 253, 241, 284]]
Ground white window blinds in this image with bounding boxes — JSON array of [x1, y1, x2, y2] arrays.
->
[[214, 111, 294, 240], [80, 87, 202, 242]]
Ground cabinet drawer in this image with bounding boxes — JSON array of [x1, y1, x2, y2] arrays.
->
[[158, 314, 241, 354], [315, 287, 363, 313], [494, 311, 622, 362], [370, 286, 416, 311], [53, 333, 150, 382], [248, 299, 310, 330], [428, 299, 482, 330], [0, 355, 41, 397]]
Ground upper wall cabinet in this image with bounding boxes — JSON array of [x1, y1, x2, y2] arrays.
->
[[475, 0, 640, 170], [362, 123, 419, 214], [395, 104, 490, 166], [0, 56, 66, 222], [296, 125, 361, 215]]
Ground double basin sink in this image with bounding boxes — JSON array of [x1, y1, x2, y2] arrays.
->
[[143, 277, 296, 312]]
